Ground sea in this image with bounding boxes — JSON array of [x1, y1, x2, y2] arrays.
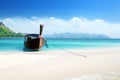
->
[[0, 38, 120, 52]]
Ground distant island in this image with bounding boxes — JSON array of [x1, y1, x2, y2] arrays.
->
[[0, 22, 23, 37], [44, 33, 110, 39]]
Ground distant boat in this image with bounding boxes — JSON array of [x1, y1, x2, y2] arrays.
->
[[24, 24, 47, 50]]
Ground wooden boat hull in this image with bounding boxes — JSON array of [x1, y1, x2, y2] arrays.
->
[[24, 24, 45, 51], [24, 38, 45, 50]]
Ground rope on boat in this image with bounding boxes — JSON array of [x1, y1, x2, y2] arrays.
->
[[43, 38, 49, 48], [53, 44, 86, 58], [43, 39, 86, 57]]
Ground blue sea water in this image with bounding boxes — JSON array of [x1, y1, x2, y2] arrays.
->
[[0, 38, 120, 52]]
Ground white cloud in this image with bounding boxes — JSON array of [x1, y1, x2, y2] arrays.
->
[[0, 17, 120, 38]]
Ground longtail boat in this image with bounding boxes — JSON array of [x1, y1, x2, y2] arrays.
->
[[24, 24, 47, 50]]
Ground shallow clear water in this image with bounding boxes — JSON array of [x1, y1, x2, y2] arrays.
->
[[47, 38, 120, 49], [0, 38, 120, 52], [0, 38, 24, 52]]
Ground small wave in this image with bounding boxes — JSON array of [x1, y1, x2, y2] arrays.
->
[[65, 72, 120, 80]]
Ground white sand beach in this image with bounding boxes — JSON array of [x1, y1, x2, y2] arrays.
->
[[0, 47, 120, 80]]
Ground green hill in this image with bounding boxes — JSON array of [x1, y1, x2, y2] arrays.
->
[[0, 22, 23, 37]]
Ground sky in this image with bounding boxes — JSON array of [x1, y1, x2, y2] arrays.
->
[[0, 0, 120, 38]]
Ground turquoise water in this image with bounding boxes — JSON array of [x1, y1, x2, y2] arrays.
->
[[0, 38, 120, 52]]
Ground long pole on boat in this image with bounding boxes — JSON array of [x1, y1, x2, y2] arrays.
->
[[40, 24, 44, 36], [39, 24, 44, 47]]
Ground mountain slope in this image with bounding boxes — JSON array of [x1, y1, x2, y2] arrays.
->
[[0, 22, 23, 37]]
